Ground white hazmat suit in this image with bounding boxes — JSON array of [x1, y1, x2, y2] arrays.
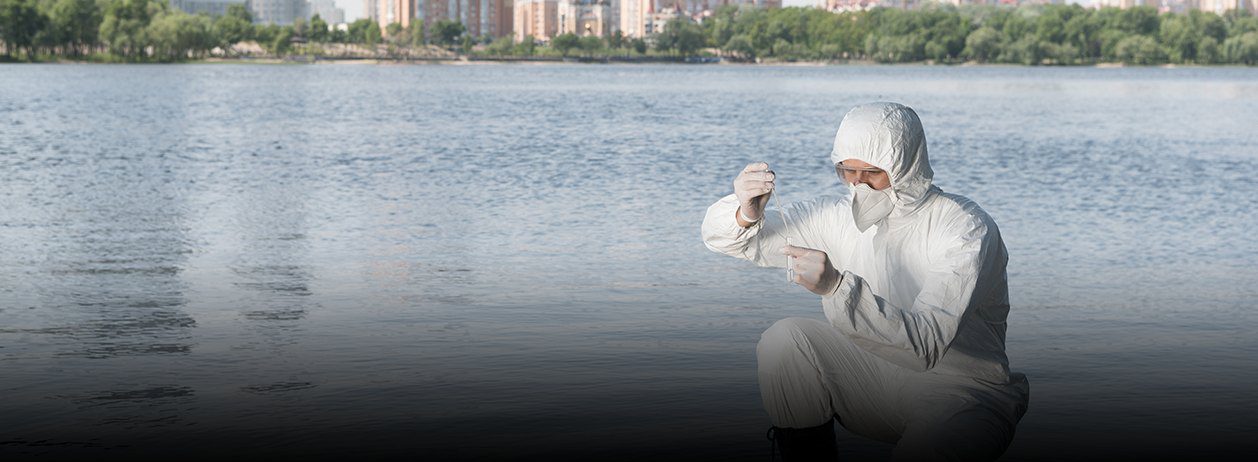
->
[[701, 103, 1029, 461]]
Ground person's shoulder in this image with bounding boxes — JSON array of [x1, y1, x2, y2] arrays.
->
[[930, 190, 1000, 236]]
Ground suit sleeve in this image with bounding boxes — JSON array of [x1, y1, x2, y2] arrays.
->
[[700, 193, 835, 269]]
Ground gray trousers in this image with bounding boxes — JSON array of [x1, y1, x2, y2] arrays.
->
[[757, 317, 1029, 461]]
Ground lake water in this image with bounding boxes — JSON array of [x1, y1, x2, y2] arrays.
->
[[1, 63, 1256, 460]]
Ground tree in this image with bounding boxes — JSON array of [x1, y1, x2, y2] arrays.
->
[[226, 3, 250, 23], [409, 21, 424, 47], [1114, 34, 1162, 64], [723, 34, 754, 60], [47, 0, 101, 57], [147, 10, 213, 61], [551, 32, 578, 56], [1042, 41, 1079, 65], [1064, 12, 1100, 61], [254, 23, 280, 47], [1007, 35, 1045, 65], [577, 35, 601, 56], [1223, 31, 1258, 65], [0, 0, 48, 59], [364, 21, 380, 47], [99, 0, 165, 60], [1159, 13, 1197, 63], [329, 27, 346, 43], [630, 37, 647, 55], [213, 5, 252, 48], [656, 18, 705, 56], [484, 35, 513, 55], [707, 5, 738, 51], [1197, 36, 1220, 64], [431, 19, 464, 47], [515, 34, 535, 55], [270, 25, 293, 55], [1112, 6, 1159, 37], [675, 19, 707, 56], [292, 18, 307, 40], [963, 27, 1001, 63], [346, 18, 373, 44], [607, 30, 624, 50], [309, 14, 328, 43]]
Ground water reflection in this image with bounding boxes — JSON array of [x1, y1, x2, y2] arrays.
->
[[30, 171, 195, 360], [229, 185, 313, 324], [240, 381, 316, 395]]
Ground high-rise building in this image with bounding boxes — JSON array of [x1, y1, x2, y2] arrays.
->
[[248, 0, 308, 25], [821, 0, 885, 10], [515, 0, 560, 41], [559, 0, 615, 37], [171, 0, 245, 16], [620, 0, 646, 38], [376, 0, 509, 37], [1195, 0, 1256, 14], [1100, 0, 1164, 6], [381, 0, 417, 28], [643, 7, 682, 36], [308, 0, 345, 23], [496, 0, 515, 38]]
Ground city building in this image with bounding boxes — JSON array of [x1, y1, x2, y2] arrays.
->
[[248, 0, 308, 25], [379, 0, 417, 28], [617, 0, 772, 38], [1194, 0, 1257, 14], [1094, 0, 1255, 13], [515, 0, 560, 41], [559, 0, 616, 37], [620, 0, 647, 38], [490, 0, 510, 37], [171, 0, 245, 16], [643, 6, 684, 36], [308, 0, 346, 23], [367, 0, 513, 38]]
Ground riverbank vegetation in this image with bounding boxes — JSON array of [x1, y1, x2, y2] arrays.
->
[[2, 0, 1257, 65]]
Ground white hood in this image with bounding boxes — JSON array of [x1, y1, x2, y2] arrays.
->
[[830, 102, 936, 217]]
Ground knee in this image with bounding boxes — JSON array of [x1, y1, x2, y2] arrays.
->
[[757, 317, 826, 364]]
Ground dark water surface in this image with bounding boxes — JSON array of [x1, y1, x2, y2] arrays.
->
[[2, 63, 1256, 460]]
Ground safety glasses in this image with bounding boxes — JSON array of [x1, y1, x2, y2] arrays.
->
[[834, 162, 886, 182]]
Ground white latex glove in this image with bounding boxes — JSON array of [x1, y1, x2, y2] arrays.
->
[[733, 162, 775, 223], [782, 244, 842, 296]]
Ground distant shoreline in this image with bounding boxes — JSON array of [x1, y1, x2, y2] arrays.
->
[[7, 56, 1227, 69]]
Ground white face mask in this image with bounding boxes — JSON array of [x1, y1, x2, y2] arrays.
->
[[849, 183, 894, 232]]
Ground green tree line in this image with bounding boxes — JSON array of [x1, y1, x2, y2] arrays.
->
[[0, 0, 402, 61], [699, 4, 1258, 65], [3, 0, 1258, 64]]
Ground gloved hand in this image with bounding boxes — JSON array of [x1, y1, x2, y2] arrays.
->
[[781, 245, 842, 296], [733, 162, 775, 224]]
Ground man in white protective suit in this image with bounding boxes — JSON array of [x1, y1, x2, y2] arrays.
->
[[701, 102, 1029, 461]]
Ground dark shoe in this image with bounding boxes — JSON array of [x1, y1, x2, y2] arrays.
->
[[767, 417, 838, 461]]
